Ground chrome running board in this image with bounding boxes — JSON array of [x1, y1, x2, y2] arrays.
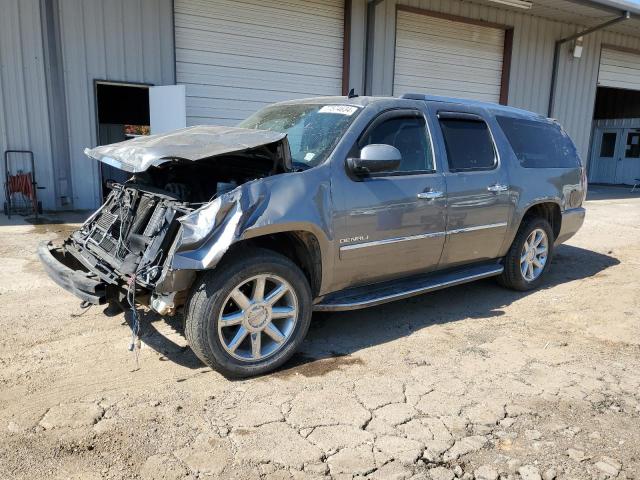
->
[[314, 263, 503, 312]]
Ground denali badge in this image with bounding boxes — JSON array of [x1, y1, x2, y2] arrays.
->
[[339, 235, 369, 244]]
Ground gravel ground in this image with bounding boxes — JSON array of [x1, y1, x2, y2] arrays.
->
[[0, 185, 639, 480]]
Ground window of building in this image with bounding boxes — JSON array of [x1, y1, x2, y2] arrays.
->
[[600, 132, 617, 158], [360, 116, 434, 173], [438, 118, 496, 171], [496, 116, 580, 168], [625, 130, 640, 158]]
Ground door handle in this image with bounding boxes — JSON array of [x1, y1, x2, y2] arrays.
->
[[417, 190, 443, 200], [487, 184, 509, 193]]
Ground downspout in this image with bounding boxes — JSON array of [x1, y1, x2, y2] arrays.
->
[[547, 11, 631, 117]]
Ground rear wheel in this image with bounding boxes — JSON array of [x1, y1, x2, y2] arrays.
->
[[185, 248, 312, 378], [499, 217, 554, 291]]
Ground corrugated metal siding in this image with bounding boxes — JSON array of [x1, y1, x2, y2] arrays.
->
[[598, 47, 640, 90], [0, 0, 56, 209], [368, 0, 640, 161], [175, 0, 344, 126], [593, 118, 640, 128], [393, 10, 504, 102], [57, 0, 175, 209]]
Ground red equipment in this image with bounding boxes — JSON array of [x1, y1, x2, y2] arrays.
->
[[4, 150, 43, 219]]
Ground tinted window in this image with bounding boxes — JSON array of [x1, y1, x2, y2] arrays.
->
[[496, 116, 580, 168], [438, 119, 496, 171], [361, 116, 434, 172]]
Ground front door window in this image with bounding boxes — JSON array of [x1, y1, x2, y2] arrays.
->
[[359, 116, 435, 173]]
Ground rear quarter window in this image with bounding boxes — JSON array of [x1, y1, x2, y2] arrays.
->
[[496, 116, 580, 168]]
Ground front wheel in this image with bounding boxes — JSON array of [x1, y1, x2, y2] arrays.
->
[[185, 248, 312, 378], [499, 217, 554, 291]]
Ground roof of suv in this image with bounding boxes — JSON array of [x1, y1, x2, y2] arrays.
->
[[276, 94, 547, 121]]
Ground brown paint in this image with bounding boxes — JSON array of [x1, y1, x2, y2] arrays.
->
[[500, 28, 514, 105], [342, 0, 352, 96], [396, 5, 511, 31]]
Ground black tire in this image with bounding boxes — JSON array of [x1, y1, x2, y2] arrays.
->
[[499, 217, 554, 291], [185, 248, 312, 378]]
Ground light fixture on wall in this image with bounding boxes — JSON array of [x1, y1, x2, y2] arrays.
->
[[572, 36, 584, 58], [488, 0, 533, 9]]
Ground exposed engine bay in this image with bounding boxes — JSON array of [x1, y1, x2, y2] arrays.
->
[[66, 183, 189, 288], [56, 125, 292, 312], [65, 151, 280, 293]]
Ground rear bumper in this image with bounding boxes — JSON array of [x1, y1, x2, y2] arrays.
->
[[556, 207, 586, 245], [37, 242, 107, 304]]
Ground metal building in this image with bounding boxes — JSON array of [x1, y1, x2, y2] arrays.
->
[[2, 0, 640, 211]]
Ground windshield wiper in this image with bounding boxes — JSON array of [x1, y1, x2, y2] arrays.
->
[[291, 161, 311, 172]]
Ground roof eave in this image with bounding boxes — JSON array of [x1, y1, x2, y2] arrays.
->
[[577, 0, 640, 16]]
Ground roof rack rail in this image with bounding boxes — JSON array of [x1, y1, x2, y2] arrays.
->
[[400, 92, 481, 104], [399, 93, 546, 120]]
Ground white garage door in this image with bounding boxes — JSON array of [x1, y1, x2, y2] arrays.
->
[[599, 47, 640, 91], [175, 0, 344, 126], [393, 10, 505, 102]]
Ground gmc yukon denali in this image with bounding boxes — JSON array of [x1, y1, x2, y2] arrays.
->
[[38, 94, 586, 377]]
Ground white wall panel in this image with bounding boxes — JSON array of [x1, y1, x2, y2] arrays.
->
[[57, 0, 175, 209], [599, 47, 640, 90], [0, 0, 56, 209], [393, 10, 504, 102], [175, 0, 345, 126]]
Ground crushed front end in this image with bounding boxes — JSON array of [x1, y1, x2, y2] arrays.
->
[[38, 125, 292, 314], [39, 183, 192, 310]]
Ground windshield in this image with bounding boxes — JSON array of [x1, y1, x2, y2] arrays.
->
[[238, 103, 361, 168]]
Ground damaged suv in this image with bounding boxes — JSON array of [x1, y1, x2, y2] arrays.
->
[[38, 94, 586, 377]]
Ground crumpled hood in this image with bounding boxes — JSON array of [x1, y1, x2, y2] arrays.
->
[[84, 125, 289, 173]]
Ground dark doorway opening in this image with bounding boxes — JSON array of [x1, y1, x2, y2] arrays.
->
[[594, 86, 640, 119], [589, 86, 640, 185], [94, 81, 150, 199]]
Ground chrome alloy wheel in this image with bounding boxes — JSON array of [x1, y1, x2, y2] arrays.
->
[[217, 274, 299, 362], [520, 228, 549, 282]]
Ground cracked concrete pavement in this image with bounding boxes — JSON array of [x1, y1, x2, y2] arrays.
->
[[0, 185, 639, 479]]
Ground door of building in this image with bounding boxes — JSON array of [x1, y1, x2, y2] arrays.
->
[[590, 126, 640, 185], [616, 128, 640, 184]]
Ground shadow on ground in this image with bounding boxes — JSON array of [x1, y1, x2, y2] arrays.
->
[[587, 184, 639, 201], [131, 244, 618, 377]]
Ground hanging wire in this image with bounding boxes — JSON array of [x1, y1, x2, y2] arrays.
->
[[127, 274, 141, 370]]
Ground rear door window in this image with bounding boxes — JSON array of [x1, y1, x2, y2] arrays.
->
[[437, 116, 496, 171], [496, 116, 580, 168]]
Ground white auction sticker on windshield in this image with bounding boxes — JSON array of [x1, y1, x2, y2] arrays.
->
[[319, 105, 358, 116]]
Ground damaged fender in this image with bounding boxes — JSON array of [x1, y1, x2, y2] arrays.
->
[[168, 166, 334, 287]]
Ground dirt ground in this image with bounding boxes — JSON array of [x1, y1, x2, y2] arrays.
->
[[0, 185, 638, 480]]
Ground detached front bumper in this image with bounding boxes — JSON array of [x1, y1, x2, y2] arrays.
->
[[37, 242, 107, 304]]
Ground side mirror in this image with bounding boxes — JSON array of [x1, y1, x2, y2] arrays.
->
[[347, 144, 402, 176]]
